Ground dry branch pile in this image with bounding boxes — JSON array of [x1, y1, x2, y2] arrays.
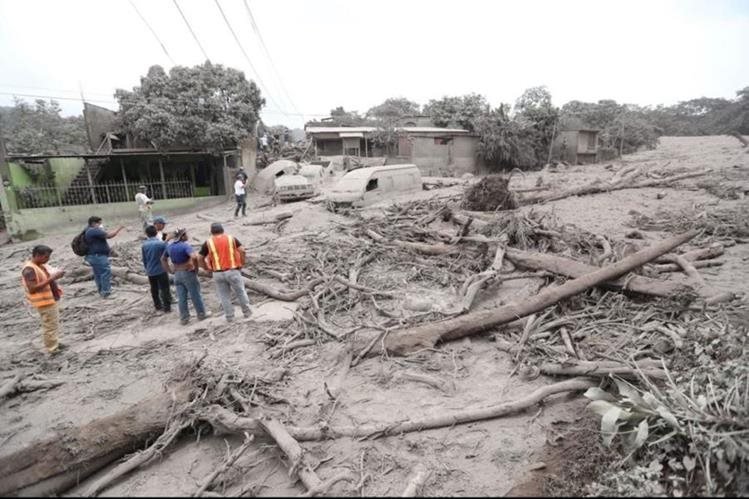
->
[[1, 162, 746, 496], [461, 174, 518, 211]]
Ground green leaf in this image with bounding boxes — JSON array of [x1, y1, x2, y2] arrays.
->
[[683, 455, 696, 472], [584, 387, 616, 402]]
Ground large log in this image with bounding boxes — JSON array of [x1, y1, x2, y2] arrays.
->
[[0, 384, 191, 497], [521, 169, 710, 205], [504, 248, 695, 299], [376, 230, 698, 356]]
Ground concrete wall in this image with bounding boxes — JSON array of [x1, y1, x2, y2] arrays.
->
[[8, 162, 33, 187], [50, 158, 85, 189], [410, 135, 479, 176], [3, 195, 225, 240], [7, 158, 85, 189], [552, 131, 579, 164]]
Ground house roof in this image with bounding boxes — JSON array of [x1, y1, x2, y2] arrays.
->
[[305, 126, 469, 135]]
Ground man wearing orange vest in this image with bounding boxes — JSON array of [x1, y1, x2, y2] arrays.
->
[[22, 245, 65, 355], [198, 223, 252, 322]]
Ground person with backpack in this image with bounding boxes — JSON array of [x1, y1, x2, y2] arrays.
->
[[22, 245, 65, 355], [141, 225, 172, 313], [83, 216, 125, 298]]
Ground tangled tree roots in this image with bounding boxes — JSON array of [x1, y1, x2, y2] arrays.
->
[[461, 174, 518, 211]]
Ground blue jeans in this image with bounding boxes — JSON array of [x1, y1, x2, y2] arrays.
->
[[173, 270, 206, 321], [85, 254, 112, 297]]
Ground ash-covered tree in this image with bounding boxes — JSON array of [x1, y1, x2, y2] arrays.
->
[[423, 94, 490, 131], [0, 97, 88, 154], [473, 103, 538, 170], [365, 98, 420, 122], [115, 62, 264, 153], [328, 106, 366, 126], [365, 97, 421, 154], [514, 85, 559, 162]]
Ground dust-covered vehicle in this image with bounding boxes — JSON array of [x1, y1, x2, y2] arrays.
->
[[272, 174, 315, 204], [326, 163, 422, 211]]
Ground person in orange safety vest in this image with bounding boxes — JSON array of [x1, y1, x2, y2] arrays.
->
[[198, 223, 252, 322], [21, 245, 65, 355]]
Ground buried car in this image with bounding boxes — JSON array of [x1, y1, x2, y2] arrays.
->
[[326, 164, 422, 210], [273, 174, 316, 203]]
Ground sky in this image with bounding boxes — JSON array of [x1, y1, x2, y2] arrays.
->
[[0, 0, 747, 129]]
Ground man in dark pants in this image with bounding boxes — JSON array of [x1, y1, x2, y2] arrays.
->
[[141, 225, 172, 313], [233, 174, 247, 217]]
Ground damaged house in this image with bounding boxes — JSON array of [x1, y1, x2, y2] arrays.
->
[[0, 103, 253, 239], [305, 117, 483, 176]]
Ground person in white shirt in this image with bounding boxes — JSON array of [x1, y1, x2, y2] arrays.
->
[[233, 175, 247, 217], [135, 185, 154, 229]]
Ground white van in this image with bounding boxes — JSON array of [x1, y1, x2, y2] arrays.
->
[[327, 164, 422, 210]]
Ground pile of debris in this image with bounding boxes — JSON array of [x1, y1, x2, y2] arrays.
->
[[1, 162, 746, 496], [256, 141, 313, 169]]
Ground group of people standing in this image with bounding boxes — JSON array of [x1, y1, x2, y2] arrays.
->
[[22, 210, 254, 356]]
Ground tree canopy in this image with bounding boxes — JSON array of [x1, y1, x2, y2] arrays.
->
[[365, 98, 420, 122], [115, 62, 264, 153], [0, 98, 88, 154], [422, 94, 490, 132]]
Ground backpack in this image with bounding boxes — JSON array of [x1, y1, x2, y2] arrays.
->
[[71, 229, 89, 257]]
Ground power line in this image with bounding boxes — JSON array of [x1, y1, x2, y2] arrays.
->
[[242, 0, 301, 117], [0, 91, 117, 105], [0, 83, 115, 99], [128, 0, 176, 65], [213, 0, 289, 120], [172, 0, 210, 62]]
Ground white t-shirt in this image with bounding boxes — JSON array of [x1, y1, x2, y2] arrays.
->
[[234, 180, 246, 196], [135, 192, 152, 212]]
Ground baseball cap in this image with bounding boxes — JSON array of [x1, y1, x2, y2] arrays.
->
[[153, 216, 166, 224]]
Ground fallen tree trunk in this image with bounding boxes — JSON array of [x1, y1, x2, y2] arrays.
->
[[504, 248, 695, 299], [202, 377, 597, 441], [258, 417, 322, 492], [538, 360, 666, 380], [240, 272, 323, 301], [522, 170, 711, 205], [374, 230, 697, 356], [365, 229, 458, 256], [0, 384, 192, 497], [654, 259, 723, 273]]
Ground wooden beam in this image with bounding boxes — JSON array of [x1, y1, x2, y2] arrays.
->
[[158, 158, 167, 199]]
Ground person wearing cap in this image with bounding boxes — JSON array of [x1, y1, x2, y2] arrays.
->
[[135, 185, 154, 229], [142, 225, 172, 313], [21, 245, 65, 355], [153, 216, 172, 242], [233, 174, 248, 217], [199, 223, 252, 322], [84, 216, 125, 299], [161, 228, 209, 325]]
